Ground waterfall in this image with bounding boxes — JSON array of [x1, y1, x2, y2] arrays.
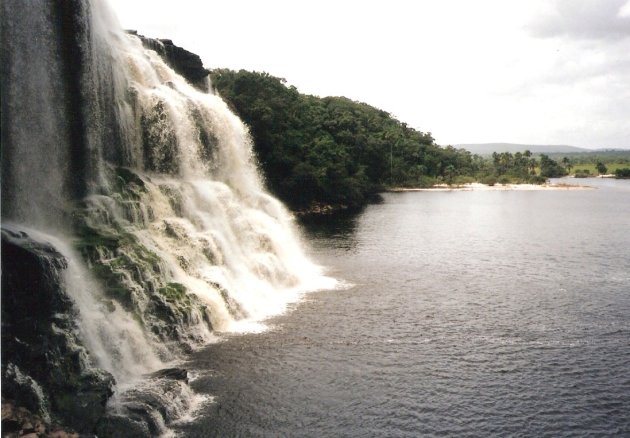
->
[[2, 0, 333, 433], [84, 0, 334, 335]]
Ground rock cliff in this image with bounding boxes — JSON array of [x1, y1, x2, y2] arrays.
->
[[129, 30, 210, 91], [1, 228, 114, 434]]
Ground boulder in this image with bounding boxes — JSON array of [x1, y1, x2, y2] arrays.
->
[[95, 369, 193, 438], [148, 367, 189, 383], [1, 228, 114, 434]]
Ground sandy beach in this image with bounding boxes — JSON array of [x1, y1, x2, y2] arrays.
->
[[389, 182, 594, 192]]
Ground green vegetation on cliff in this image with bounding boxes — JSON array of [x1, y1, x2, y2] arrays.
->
[[210, 70, 585, 211], [211, 69, 481, 211]]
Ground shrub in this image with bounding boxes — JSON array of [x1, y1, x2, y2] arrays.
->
[[574, 169, 591, 178], [497, 175, 511, 185], [480, 175, 497, 186], [615, 168, 630, 179]]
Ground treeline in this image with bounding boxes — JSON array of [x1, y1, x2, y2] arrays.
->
[[550, 150, 630, 178], [209, 70, 571, 211], [547, 150, 630, 165], [210, 69, 478, 211], [485, 151, 565, 183]]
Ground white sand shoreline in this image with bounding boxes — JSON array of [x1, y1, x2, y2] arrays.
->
[[389, 182, 594, 192]]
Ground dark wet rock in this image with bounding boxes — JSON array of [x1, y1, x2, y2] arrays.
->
[[1, 228, 114, 434], [129, 30, 210, 91], [148, 367, 189, 382], [74, 200, 213, 352], [95, 413, 151, 438], [140, 99, 180, 174], [96, 375, 194, 438]]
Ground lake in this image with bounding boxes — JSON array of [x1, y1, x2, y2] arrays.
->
[[177, 179, 630, 437]]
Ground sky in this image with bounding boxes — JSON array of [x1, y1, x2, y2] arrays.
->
[[108, 0, 630, 149]]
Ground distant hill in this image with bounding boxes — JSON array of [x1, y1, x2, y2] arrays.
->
[[455, 143, 588, 155]]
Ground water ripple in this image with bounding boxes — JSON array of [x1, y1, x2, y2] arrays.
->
[[178, 182, 630, 437]]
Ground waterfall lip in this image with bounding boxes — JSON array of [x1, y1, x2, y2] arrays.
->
[[1, 222, 73, 253]]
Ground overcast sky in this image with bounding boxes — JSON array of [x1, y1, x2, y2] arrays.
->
[[108, 0, 630, 149]]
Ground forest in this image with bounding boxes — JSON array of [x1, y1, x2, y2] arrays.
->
[[210, 70, 622, 212]]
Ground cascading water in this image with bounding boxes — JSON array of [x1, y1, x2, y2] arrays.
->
[[84, 0, 333, 337], [2, 0, 333, 434]]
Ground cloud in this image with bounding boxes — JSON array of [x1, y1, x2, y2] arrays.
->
[[619, 0, 630, 17], [529, 0, 630, 40]]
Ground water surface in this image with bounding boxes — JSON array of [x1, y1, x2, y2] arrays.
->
[[178, 179, 630, 437]]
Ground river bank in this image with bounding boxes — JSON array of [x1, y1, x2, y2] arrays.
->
[[389, 182, 593, 192], [295, 181, 593, 219]]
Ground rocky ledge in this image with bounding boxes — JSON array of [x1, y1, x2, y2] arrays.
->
[[128, 30, 210, 91], [1, 228, 114, 436]]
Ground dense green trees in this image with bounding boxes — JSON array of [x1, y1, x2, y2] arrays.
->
[[211, 69, 476, 211], [488, 150, 545, 183], [209, 69, 585, 212], [539, 154, 568, 178]]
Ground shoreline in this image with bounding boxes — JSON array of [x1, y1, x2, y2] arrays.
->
[[388, 182, 594, 192]]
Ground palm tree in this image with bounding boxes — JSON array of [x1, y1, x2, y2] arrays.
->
[[562, 157, 573, 174], [529, 158, 537, 175]]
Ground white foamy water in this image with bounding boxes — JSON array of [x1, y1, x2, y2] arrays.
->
[[3, 0, 337, 432], [2, 224, 165, 385], [92, 17, 337, 333]]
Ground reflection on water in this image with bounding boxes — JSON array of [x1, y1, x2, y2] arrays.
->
[[299, 211, 362, 252], [178, 179, 630, 437]]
